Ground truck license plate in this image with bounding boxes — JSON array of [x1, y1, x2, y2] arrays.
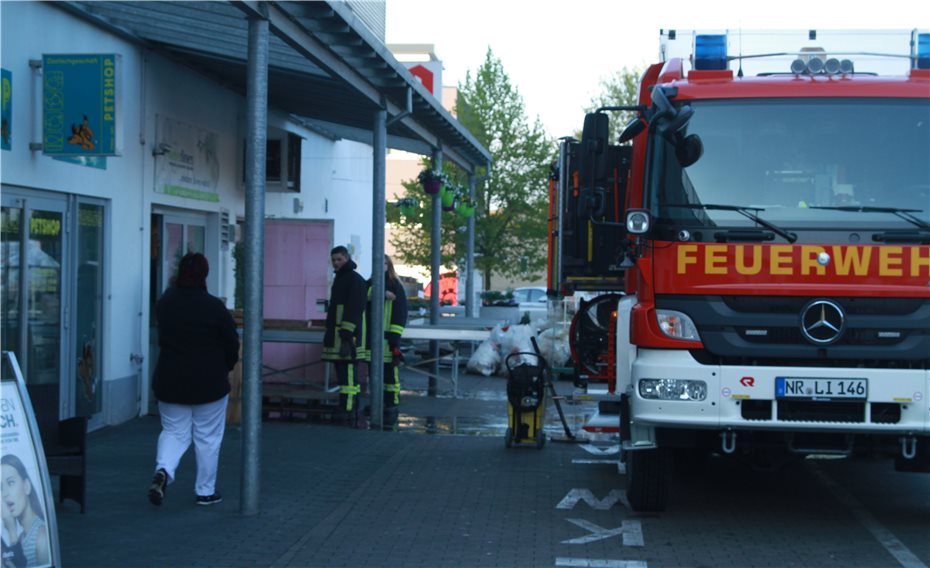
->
[[775, 377, 867, 400]]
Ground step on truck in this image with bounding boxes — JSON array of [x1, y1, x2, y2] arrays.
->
[[550, 29, 930, 511]]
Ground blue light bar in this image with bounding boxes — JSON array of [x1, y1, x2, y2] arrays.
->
[[918, 33, 930, 70], [694, 34, 728, 70]]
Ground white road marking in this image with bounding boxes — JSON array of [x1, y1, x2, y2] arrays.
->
[[580, 444, 620, 456], [555, 558, 648, 567], [562, 519, 644, 546], [809, 462, 928, 568], [557, 489, 625, 510], [572, 459, 619, 465]]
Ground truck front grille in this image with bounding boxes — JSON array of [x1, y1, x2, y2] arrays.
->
[[657, 295, 930, 367]]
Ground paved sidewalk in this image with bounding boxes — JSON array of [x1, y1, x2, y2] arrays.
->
[[56, 370, 610, 567]]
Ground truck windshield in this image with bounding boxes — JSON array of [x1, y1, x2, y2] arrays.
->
[[649, 98, 930, 235]]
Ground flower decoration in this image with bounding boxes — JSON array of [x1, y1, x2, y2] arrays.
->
[[417, 168, 447, 195], [395, 197, 419, 218], [456, 195, 476, 218], [440, 184, 459, 211]]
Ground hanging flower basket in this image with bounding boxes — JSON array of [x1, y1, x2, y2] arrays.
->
[[396, 197, 419, 218], [417, 168, 445, 195], [423, 179, 441, 194], [440, 186, 457, 211], [456, 201, 476, 218]]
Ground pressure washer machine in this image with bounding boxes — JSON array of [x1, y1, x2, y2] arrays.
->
[[504, 337, 576, 449], [504, 348, 548, 449]]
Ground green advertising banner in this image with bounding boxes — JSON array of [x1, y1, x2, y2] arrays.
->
[[42, 54, 121, 156], [1, 68, 11, 151]]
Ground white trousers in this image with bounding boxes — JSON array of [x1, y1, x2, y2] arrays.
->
[[155, 395, 228, 497]]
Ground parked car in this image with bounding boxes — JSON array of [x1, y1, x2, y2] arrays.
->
[[479, 287, 548, 326], [511, 287, 547, 308], [482, 287, 547, 306]]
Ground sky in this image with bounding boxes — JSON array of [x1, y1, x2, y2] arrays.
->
[[385, 0, 928, 138]]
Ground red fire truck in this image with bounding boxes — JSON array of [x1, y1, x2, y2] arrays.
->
[[551, 29, 930, 511]]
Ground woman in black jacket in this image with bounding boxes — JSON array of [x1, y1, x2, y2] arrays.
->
[[148, 252, 239, 507]]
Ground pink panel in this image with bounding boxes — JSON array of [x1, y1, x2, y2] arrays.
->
[[262, 220, 331, 385], [262, 342, 324, 383]]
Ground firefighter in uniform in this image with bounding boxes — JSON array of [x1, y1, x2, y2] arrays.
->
[[321, 246, 367, 425], [361, 255, 407, 430]]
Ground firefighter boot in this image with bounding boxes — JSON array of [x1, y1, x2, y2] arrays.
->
[[383, 406, 399, 431]]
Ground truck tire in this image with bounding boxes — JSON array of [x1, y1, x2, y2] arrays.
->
[[625, 448, 671, 512]]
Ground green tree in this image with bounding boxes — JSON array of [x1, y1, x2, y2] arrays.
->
[[388, 48, 554, 290], [386, 169, 462, 271], [584, 66, 643, 144]]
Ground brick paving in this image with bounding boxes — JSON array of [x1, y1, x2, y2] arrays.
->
[[53, 367, 930, 568], [56, 369, 607, 568]]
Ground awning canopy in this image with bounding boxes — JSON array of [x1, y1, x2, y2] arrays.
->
[[57, 0, 491, 171]]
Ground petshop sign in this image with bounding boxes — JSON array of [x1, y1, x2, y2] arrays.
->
[[41, 53, 122, 157]]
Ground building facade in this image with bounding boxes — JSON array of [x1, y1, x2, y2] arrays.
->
[[1, 1, 488, 430]]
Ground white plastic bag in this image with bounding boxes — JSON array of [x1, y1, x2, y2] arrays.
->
[[466, 339, 501, 376], [536, 325, 572, 368], [501, 324, 538, 372]]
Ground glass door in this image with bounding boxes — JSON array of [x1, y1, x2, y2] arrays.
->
[[1, 191, 68, 418], [2, 190, 107, 422], [148, 211, 207, 414], [73, 201, 104, 417], [152, 213, 206, 297], [1, 205, 24, 363]]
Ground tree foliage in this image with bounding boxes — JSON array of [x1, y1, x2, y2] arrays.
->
[[583, 66, 643, 144], [388, 48, 554, 288], [386, 172, 462, 271]]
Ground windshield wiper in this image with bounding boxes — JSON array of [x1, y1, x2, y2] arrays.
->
[[809, 206, 930, 231], [871, 229, 930, 244], [713, 229, 776, 243], [666, 203, 798, 243]]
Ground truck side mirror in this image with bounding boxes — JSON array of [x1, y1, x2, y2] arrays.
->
[[618, 117, 646, 144], [579, 112, 609, 187], [577, 186, 608, 218], [675, 134, 704, 168]]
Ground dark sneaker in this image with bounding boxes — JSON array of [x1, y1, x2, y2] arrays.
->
[[148, 468, 168, 506], [196, 493, 223, 506]]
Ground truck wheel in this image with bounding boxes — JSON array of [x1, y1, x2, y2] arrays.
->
[[625, 448, 671, 512]]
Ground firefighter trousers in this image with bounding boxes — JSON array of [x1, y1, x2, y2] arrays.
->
[[382, 363, 400, 429], [333, 361, 360, 423]]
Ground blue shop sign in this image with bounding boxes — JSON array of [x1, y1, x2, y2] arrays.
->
[[42, 54, 121, 156]]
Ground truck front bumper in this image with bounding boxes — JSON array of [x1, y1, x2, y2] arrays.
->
[[629, 349, 930, 435]]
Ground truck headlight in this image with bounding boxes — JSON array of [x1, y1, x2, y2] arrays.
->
[[639, 379, 707, 401], [656, 309, 701, 341]]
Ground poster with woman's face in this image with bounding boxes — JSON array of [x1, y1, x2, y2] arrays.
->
[[1, 380, 52, 568]]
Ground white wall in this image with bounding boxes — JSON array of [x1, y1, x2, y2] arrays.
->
[[143, 54, 246, 307], [2, 1, 147, 407]]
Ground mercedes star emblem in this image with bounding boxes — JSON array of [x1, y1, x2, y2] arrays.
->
[[800, 299, 845, 345]]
